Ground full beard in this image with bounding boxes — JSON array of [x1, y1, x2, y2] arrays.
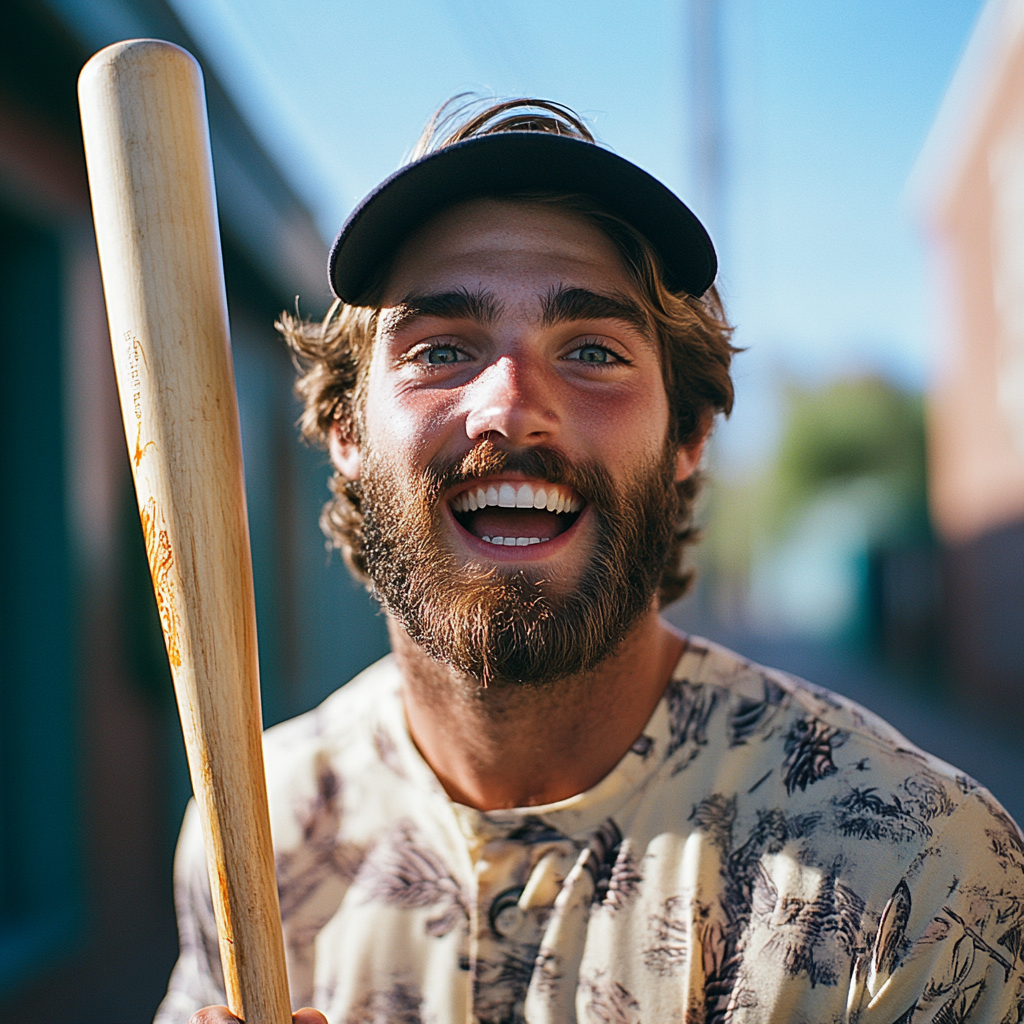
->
[[358, 440, 679, 687]]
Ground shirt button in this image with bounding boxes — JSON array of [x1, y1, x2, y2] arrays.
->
[[489, 887, 526, 938]]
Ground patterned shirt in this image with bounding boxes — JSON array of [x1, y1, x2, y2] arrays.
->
[[155, 637, 1024, 1024]]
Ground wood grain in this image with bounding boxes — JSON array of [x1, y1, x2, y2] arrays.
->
[[79, 39, 291, 1024]]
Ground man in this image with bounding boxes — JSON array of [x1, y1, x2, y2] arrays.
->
[[164, 100, 1024, 1024]]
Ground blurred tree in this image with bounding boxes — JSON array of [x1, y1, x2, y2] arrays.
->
[[770, 376, 930, 540], [699, 375, 936, 660]]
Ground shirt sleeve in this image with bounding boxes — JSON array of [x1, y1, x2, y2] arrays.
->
[[153, 800, 228, 1024], [850, 788, 1024, 1023]]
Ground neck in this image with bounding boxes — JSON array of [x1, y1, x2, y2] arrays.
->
[[391, 609, 686, 811]]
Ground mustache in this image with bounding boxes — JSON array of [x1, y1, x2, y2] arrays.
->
[[422, 440, 603, 505]]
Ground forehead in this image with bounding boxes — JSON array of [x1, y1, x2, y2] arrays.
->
[[380, 198, 637, 306]]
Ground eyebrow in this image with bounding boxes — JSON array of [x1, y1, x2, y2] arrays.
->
[[540, 286, 652, 337], [381, 288, 504, 334], [379, 284, 653, 342]]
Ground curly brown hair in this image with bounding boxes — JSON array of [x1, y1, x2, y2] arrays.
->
[[278, 97, 737, 607]]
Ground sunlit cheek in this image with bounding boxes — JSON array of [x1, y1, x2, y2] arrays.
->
[[566, 393, 669, 466], [368, 387, 459, 469]]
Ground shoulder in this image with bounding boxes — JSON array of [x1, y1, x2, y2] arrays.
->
[[649, 637, 1024, 1020], [674, 635, 981, 790], [656, 636, 1021, 893], [173, 655, 404, 858], [259, 655, 406, 849]]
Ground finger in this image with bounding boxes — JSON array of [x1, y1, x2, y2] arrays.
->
[[189, 1007, 240, 1024], [293, 1008, 329, 1024]]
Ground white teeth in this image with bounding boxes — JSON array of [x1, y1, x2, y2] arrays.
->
[[454, 482, 582, 514], [480, 535, 546, 547]]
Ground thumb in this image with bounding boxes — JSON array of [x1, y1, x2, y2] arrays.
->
[[293, 1009, 329, 1024]]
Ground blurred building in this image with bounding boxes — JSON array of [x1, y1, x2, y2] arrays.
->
[[913, 0, 1024, 722], [0, 1, 388, 1020]]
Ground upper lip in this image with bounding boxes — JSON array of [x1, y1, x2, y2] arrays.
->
[[448, 478, 583, 514]]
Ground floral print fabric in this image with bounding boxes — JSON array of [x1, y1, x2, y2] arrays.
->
[[155, 637, 1024, 1023]]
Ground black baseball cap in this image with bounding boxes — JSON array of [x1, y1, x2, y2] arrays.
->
[[328, 132, 717, 304]]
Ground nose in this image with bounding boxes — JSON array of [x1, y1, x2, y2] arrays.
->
[[463, 354, 559, 446]]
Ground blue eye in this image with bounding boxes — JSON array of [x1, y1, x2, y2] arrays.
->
[[425, 346, 461, 364], [572, 344, 615, 364]]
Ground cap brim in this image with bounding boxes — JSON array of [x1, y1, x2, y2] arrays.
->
[[329, 132, 716, 303]]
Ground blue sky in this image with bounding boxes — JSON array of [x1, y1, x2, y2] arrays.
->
[[168, 0, 983, 466]]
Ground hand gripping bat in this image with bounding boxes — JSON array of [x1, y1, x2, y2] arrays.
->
[[79, 39, 291, 1024]]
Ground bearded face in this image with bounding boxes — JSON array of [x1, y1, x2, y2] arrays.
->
[[358, 439, 679, 687]]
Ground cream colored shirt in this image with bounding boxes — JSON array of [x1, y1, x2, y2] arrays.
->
[[156, 637, 1024, 1024]]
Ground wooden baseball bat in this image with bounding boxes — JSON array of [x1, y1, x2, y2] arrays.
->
[[79, 40, 291, 1024]]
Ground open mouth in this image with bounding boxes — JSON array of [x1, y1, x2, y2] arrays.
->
[[449, 480, 584, 548]]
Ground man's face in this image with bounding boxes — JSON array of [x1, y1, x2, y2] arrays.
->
[[332, 199, 702, 684]]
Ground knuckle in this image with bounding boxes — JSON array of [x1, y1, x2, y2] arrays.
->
[[189, 1006, 236, 1024]]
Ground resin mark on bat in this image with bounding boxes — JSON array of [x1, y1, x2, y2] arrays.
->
[[133, 419, 157, 468], [139, 497, 182, 668]]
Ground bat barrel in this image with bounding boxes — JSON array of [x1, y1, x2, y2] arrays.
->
[[79, 39, 291, 1024]]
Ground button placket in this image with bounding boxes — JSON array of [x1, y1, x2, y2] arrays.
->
[[470, 836, 551, 1022]]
